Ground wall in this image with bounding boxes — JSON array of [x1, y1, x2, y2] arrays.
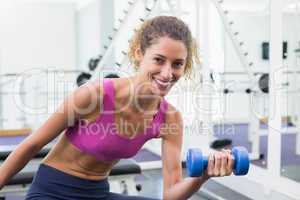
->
[[0, 1, 76, 74], [224, 12, 300, 72], [219, 11, 300, 122], [0, 1, 77, 129], [76, 0, 115, 73], [76, 0, 101, 70]]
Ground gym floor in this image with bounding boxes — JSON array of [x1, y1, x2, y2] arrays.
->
[[131, 148, 252, 199], [130, 121, 300, 200], [134, 168, 252, 200], [2, 122, 300, 200]]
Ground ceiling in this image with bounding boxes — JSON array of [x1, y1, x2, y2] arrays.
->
[[3, 0, 300, 12], [222, 0, 300, 12], [4, 0, 95, 9]]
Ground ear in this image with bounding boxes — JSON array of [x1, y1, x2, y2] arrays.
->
[[134, 48, 143, 62]]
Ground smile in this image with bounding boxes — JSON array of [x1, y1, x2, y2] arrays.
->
[[153, 79, 171, 90]]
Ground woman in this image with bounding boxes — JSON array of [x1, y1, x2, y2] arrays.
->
[[0, 16, 234, 200]]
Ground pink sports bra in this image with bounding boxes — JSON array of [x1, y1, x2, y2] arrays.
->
[[65, 79, 168, 162]]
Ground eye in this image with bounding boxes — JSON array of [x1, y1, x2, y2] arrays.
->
[[154, 57, 164, 64], [172, 61, 184, 69]]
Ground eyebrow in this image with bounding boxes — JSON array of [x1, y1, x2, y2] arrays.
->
[[153, 54, 185, 62]]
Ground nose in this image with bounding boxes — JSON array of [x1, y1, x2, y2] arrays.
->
[[160, 63, 172, 80]]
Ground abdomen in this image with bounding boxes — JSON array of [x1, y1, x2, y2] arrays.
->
[[42, 133, 118, 181]]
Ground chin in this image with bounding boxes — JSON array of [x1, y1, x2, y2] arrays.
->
[[151, 83, 172, 97], [148, 75, 177, 97]]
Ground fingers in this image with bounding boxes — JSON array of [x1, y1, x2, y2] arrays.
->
[[206, 154, 214, 177], [220, 151, 227, 176], [214, 153, 221, 176], [222, 149, 233, 176], [206, 150, 234, 178]]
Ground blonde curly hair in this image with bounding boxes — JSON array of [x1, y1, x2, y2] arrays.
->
[[128, 16, 200, 79]]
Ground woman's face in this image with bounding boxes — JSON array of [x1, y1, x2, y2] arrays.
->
[[136, 36, 187, 97]]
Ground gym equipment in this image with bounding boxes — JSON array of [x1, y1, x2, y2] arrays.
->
[[186, 146, 250, 177], [258, 73, 269, 93], [0, 128, 32, 137], [76, 72, 91, 87], [245, 88, 252, 94], [88, 0, 158, 81], [210, 139, 232, 150], [222, 72, 291, 94], [262, 41, 288, 60], [88, 57, 101, 71], [105, 74, 120, 79], [211, 0, 256, 83], [223, 88, 231, 94], [223, 88, 253, 94]]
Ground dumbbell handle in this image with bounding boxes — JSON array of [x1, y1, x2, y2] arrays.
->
[[201, 155, 236, 170], [187, 146, 249, 177]]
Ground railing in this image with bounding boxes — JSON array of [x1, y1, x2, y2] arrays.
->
[[0, 69, 83, 130]]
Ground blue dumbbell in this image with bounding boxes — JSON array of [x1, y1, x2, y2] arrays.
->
[[186, 146, 250, 177]]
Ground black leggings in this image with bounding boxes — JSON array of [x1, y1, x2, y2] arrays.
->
[[25, 164, 159, 200]]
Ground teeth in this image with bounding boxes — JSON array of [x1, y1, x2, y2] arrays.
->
[[155, 79, 170, 87]]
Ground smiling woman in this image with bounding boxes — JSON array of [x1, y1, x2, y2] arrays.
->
[[0, 15, 236, 200]]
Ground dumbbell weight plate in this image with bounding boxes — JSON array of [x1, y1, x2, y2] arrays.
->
[[187, 148, 204, 177], [232, 146, 250, 175]]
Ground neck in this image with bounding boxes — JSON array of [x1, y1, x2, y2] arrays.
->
[[128, 75, 162, 114]]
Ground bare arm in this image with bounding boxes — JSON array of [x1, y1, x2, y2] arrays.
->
[[161, 106, 209, 200], [0, 79, 102, 188], [161, 105, 234, 200]]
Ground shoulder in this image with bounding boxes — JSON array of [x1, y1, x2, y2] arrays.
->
[[110, 77, 131, 90], [85, 77, 127, 98], [70, 78, 103, 105], [159, 100, 183, 139], [164, 101, 182, 124]]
